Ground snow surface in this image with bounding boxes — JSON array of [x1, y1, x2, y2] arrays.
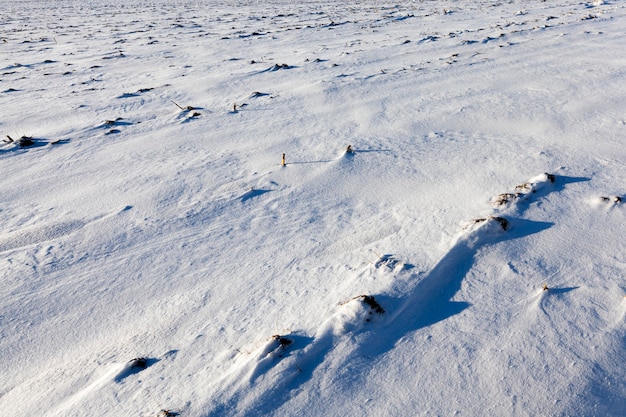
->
[[1, 0, 625, 416]]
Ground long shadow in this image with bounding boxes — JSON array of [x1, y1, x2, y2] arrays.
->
[[390, 218, 552, 331], [0, 137, 70, 155], [551, 174, 589, 188], [209, 174, 586, 414], [352, 176, 588, 358], [546, 286, 579, 296], [240, 188, 271, 202], [353, 149, 392, 154], [288, 160, 334, 165], [240, 218, 553, 417], [337, 177, 588, 361], [114, 357, 159, 382], [511, 175, 589, 214], [357, 218, 553, 359]]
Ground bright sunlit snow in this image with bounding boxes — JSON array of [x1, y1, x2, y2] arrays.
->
[[1, 0, 625, 416]]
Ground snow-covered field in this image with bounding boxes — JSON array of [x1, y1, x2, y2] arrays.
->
[[1, 0, 625, 415]]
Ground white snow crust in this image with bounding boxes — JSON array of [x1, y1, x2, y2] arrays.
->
[[1, 0, 625, 416]]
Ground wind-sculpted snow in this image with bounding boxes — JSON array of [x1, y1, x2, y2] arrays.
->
[[201, 174, 560, 414], [1, 0, 625, 416]]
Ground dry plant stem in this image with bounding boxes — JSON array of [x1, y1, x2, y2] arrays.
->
[[171, 100, 194, 111], [170, 100, 184, 110]]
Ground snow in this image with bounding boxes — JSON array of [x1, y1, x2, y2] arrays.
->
[[1, 0, 625, 416]]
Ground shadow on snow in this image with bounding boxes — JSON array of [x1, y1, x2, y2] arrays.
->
[[207, 174, 588, 415]]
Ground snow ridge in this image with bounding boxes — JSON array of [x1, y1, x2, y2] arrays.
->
[[2, 0, 625, 415], [201, 173, 559, 415]]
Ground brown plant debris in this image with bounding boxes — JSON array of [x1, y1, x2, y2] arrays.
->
[[472, 216, 509, 231], [271, 334, 293, 348], [492, 192, 522, 206], [353, 295, 386, 314]]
